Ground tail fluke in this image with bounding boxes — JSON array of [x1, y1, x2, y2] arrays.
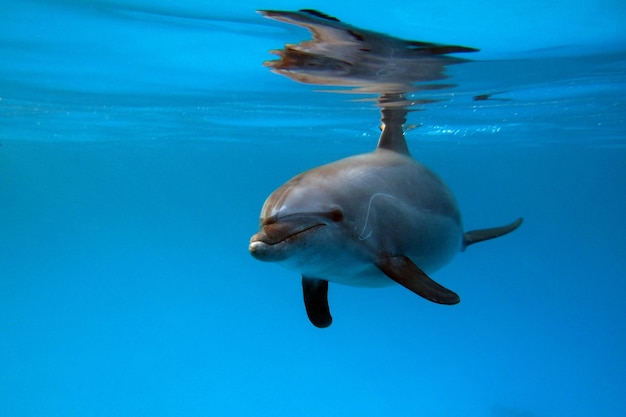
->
[[462, 217, 523, 251]]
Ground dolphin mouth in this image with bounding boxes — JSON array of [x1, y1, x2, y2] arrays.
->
[[251, 221, 325, 246], [249, 220, 325, 261]]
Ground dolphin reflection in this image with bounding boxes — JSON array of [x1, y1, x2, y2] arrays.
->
[[259, 9, 478, 99]]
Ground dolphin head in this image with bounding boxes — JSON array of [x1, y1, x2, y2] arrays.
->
[[249, 178, 345, 264]]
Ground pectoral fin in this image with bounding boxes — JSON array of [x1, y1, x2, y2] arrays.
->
[[375, 254, 460, 305], [462, 217, 523, 251], [302, 277, 332, 328]]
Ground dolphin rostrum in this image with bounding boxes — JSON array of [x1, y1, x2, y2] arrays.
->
[[249, 102, 522, 328]]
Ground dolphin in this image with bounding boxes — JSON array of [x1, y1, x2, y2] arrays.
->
[[249, 105, 522, 328]]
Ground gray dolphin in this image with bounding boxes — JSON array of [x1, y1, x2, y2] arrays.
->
[[249, 105, 522, 328]]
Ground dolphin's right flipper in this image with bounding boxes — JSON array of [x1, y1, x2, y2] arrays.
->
[[302, 277, 332, 328], [462, 217, 523, 251], [375, 254, 460, 305]]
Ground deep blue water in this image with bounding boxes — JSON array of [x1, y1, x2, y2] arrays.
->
[[1, 1, 626, 416]]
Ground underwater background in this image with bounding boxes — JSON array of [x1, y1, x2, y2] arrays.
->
[[1, 1, 625, 416]]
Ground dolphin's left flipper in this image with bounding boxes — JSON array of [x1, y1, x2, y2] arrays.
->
[[462, 217, 523, 251], [375, 254, 460, 305], [302, 277, 333, 328]]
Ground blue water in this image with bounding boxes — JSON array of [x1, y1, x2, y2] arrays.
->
[[1, 1, 626, 416]]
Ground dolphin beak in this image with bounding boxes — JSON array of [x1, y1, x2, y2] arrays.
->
[[248, 238, 275, 261], [249, 219, 325, 261]]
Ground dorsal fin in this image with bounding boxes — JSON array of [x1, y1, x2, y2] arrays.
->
[[376, 94, 410, 155]]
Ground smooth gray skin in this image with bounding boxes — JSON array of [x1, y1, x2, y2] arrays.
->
[[250, 149, 463, 283], [249, 116, 522, 328]]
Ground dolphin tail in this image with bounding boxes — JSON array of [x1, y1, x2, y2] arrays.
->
[[462, 217, 523, 251], [302, 277, 332, 328]]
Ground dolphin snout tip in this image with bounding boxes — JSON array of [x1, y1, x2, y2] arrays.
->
[[248, 235, 265, 256], [249, 237, 277, 262], [248, 239, 262, 253]]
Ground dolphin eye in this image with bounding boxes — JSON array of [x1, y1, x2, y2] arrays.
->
[[327, 208, 344, 222]]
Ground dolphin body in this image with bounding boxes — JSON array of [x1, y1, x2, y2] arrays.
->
[[249, 111, 522, 328], [249, 10, 521, 328]]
